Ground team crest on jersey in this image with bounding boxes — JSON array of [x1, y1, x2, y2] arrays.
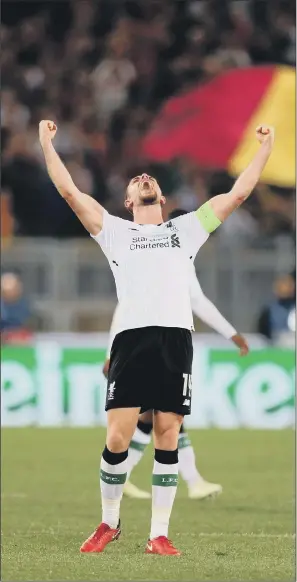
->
[[171, 234, 180, 248]]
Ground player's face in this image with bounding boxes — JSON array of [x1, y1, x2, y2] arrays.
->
[[125, 174, 165, 210]]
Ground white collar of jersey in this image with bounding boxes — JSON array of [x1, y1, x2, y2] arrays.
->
[[138, 223, 163, 227]]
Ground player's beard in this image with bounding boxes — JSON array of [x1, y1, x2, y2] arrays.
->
[[141, 193, 158, 205], [139, 183, 158, 206]]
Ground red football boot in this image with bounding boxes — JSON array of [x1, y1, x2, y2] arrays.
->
[[145, 536, 181, 556], [80, 521, 121, 553]]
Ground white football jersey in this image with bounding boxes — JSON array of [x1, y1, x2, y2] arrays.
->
[[91, 210, 209, 334], [106, 267, 236, 356]]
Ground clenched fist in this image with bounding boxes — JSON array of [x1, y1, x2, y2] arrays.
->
[[39, 120, 57, 145], [256, 125, 275, 146]]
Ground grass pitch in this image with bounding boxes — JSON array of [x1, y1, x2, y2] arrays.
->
[[1, 428, 295, 581]]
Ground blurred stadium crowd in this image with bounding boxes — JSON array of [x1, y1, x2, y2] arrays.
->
[[1, 0, 296, 241]]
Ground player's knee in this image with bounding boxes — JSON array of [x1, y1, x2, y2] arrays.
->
[[155, 427, 178, 450], [106, 429, 129, 453], [154, 412, 182, 434], [154, 420, 182, 450]]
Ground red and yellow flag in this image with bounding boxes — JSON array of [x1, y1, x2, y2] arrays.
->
[[142, 66, 295, 188]]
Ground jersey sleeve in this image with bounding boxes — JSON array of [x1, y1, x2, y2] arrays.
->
[[174, 211, 209, 255], [90, 210, 122, 259], [174, 202, 222, 256], [189, 266, 236, 339]]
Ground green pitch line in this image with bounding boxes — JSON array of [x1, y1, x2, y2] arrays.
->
[[1, 428, 294, 581]]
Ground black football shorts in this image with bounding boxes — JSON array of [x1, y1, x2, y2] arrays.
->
[[106, 326, 193, 416]]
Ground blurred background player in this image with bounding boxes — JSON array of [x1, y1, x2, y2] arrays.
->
[[257, 271, 295, 346], [103, 209, 249, 500], [1, 272, 34, 344]]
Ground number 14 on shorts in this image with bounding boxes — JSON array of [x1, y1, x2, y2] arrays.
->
[[182, 373, 192, 406]]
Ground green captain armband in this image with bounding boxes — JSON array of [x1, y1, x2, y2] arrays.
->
[[195, 201, 221, 233]]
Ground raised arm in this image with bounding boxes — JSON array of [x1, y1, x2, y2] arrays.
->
[[190, 270, 249, 355], [39, 120, 104, 235], [196, 125, 275, 232]]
